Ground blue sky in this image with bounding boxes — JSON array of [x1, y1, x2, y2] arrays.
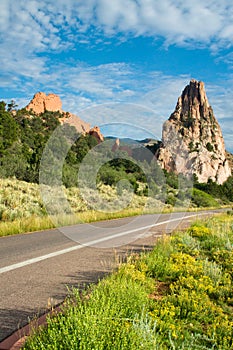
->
[[1, 1, 233, 150]]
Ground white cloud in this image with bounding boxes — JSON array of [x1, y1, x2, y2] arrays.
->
[[1, 0, 233, 84], [1, 0, 233, 151], [72, 0, 233, 47], [34, 62, 136, 101], [0, 0, 10, 29], [216, 52, 233, 68], [1, 0, 233, 60], [61, 94, 92, 113]]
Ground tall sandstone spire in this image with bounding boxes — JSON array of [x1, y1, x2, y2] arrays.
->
[[157, 79, 231, 184]]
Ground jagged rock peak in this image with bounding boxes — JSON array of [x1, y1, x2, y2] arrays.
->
[[182, 79, 209, 109], [112, 138, 120, 152], [26, 92, 62, 114], [169, 79, 210, 124], [157, 80, 231, 184]]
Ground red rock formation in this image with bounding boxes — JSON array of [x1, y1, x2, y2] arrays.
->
[[111, 138, 132, 156], [26, 92, 62, 114], [25, 92, 104, 142], [89, 126, 104, 143]]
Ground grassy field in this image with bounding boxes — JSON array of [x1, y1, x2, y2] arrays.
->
[[0, 177, 215, 237], [0, 177, 229, 237], [0, 177, 163, 237], [23, 214, 233, 349]]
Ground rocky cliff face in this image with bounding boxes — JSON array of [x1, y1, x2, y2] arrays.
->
[[26, 92, 62, 114], [157, 80, 231, 184]]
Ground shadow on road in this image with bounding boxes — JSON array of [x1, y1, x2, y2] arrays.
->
[[0, 307, 37, 342]]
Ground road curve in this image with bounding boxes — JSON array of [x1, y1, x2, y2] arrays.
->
[[0, 209, 223, 342]]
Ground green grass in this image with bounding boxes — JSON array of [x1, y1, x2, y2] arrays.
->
[[23, 214, 233, 349]]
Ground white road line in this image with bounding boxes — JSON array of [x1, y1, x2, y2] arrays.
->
[[0, 213, 205, 274]]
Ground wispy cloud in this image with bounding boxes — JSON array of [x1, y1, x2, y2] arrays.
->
[[15, 61, 136, 105], [1, 0, 233, 149], [58, 0, 233, 48], [71, 73, 192, 140], [1, 0, 233, 85], [205, 79, 233, 151]]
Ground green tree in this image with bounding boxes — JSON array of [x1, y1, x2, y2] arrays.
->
[[7, 100, 18, 112], [0, 101, 6, 111], [0, 109, 19, 155], [0, 142, 27, 179]]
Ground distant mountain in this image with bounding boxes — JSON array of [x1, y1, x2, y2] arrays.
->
[[157, 79, 231, 184], [105, 136, 142, 145], [105, 136, 159, 144], [106, 136, 161, 162]]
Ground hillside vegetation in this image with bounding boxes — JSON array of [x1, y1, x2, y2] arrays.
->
[[23, 214, 233, 349], [0, 100, 233, 237]]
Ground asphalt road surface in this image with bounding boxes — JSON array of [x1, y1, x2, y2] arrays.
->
[[0, 210, 224, 341]]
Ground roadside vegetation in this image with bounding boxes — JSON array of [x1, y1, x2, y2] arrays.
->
[[0, 176, 227, 237], [0, 177, 161, 237], [23, 214, 233, 349]]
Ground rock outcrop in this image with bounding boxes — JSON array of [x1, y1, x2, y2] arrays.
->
[[89, 126, 104, 143], [26, 92, 62, 114], [111, 138, 133, 156], [60, 113, 91, 134], [157, 79, 231, 184], [25, 92, 104, 142], [111, 138, 120, 152]]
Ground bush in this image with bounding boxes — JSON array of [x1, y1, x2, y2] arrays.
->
[[191, 188, 219, 207], [206, 142, 214, 152]]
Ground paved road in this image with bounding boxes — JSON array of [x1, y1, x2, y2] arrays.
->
[[0, 210, 223, 341]]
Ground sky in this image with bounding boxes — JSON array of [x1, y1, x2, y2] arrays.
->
[[1, 1, 233, 150]]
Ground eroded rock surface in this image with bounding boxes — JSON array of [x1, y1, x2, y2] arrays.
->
[[157, 80, 231, 184], [26, 92, 62, 114]]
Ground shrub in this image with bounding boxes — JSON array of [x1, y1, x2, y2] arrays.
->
[[188, 224, 211, 240], [191, 188, 219, 207], [206, 142, 214, 152]]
